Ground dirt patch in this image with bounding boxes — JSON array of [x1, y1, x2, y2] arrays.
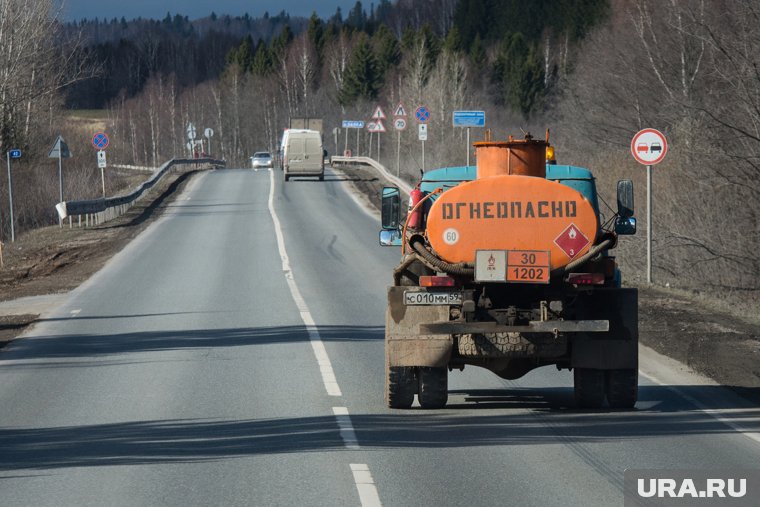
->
[[0, 314, 38, 347]]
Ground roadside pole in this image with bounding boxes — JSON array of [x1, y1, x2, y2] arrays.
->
[[377, 132, 380, 164], [396, 129, 401, 177], [6, 152, 15, 242], [58, 151, 63, 227], [647, 164, 652, 284], [630, 128, 667, 285], [422, 139, 425, 173], [344, 128, 348, 154], [356, 128, 359, 157], [466, 127, 471, 167]]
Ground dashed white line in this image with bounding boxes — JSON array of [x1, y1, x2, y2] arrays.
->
[[333, 407, 360, 450], [350, 464, 382, 507], [267, 169, 341, 397]]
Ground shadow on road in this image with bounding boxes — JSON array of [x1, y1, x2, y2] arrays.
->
[[2, 325, 384, 363], [0, 392, 758, 472]]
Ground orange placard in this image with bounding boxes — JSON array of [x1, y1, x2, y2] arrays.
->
[[506, 250, 550, 283]]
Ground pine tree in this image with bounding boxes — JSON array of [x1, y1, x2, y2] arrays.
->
[[373, 24, 400, 80], [340, 35, 380, 105]]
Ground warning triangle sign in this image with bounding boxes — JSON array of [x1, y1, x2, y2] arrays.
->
[[372, 106, 386, 119], [394, 103, 407, 117], [374, 120, 386, 133]]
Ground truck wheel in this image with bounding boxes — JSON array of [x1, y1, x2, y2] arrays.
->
[[318, 173, 324, 181], [418, 367, 448, 409], [386, 366, 416, 409], [605, 369, 638, 409], [284, 172, 289, 182], [574, 368, 605, 409]]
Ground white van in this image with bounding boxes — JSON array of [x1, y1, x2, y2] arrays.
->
[[280, 129, 324, 181]]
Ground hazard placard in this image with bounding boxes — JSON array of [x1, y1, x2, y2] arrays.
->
[[554, 224, 590, 259]]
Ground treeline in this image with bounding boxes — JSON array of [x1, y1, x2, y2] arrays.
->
[[3, 0, 759, 296]]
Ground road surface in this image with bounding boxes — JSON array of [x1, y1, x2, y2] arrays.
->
[[0, 167, 758, 506]]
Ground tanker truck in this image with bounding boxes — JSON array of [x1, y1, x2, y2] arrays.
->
[[379, 132, 638, 409]]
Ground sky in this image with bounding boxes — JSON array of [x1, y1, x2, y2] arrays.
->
[[58, 0, 356, 22]]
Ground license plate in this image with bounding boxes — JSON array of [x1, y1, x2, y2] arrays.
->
[[404, 291, 463, 305]]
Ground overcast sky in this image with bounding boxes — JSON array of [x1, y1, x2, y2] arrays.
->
[[58, 1, 355, 21]]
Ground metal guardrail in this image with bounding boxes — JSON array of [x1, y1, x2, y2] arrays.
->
[[57, 157, 225, 226], [330, 156, 413, 195]]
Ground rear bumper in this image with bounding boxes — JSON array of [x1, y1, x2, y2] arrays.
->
[[421, 320, 609, 334]]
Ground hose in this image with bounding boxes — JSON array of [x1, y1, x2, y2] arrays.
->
[[401, 188, 443, 256], [409, 236, 475, 276], [551, 235, 615, 277]]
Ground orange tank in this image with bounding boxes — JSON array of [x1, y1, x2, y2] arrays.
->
[[475, 134, 547, 179], [426, 175, 599, 269]]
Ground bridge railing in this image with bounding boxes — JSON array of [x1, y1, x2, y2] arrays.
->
[[56, 157, 225, 227]]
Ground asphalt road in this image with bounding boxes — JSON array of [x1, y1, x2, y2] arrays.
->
[[0, 167, 758, 506]]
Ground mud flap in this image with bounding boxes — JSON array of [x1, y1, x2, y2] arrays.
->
[[386, 286, 453, 367], [571, 288, 638, 369]]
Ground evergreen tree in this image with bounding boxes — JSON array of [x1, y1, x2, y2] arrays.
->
[[252, 39, 272, 76], [494, 33, 545, 116], [347, 2, 366, 30], [307, 12, 326, 61], [373, 24, 400, 80], [469, 33, 486, 72], [444, 26, 463, 54], [340, 35, 380, 105]]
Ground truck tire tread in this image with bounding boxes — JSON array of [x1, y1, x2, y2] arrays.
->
[[418, 367, 448, 409], [605, 369, 638, 409], [386, 366, 416, 409], [574, 368, 605, 409]]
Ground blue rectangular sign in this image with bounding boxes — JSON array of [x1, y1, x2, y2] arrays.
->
[[342, 120, 365, 129], [452, 111, 485, 127], [9, 149, 22, 159]]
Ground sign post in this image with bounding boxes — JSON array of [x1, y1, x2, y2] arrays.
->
[[341, 121, 364, 156], [415, 106, 430, 173], [187, 123, 197, 156], [631, 128, 668, 284], [393, 103, 406, 177], [49, 135, 71, 226], [204, 128, 214, 156], [93, 132, 110, 198], [371, 106, 386, 163], [6, 149, 21, 242], [453, 111, 485, 166]]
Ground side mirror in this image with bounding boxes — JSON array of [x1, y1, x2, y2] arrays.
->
[[615, 216, 637, 235], [379, 229, 403, 246], [617, 180, 634, 218], [381, 186, 401, 230]]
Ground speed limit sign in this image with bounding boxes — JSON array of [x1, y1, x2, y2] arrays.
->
[[394, 118, 407, 131]]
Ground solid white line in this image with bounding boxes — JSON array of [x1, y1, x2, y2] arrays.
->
[[267, 169, 342, 397], [332, 407, 360, 450], [350, 464, 382, 507], [641, 371, 760, 445]]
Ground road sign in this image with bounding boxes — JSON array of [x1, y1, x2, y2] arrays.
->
[[97, 150, 107, 169], [204, 128, 214, 138], [187, 123, 197, 140], [394, 103, 407, 117], [453, 111, 486, 127], [368, 121, 386, 133], [418, 123, 428, 141], [415, 106, 430, 123], [48, 136, 71, 158], [9, 149, 21, 159], [371, 106, 386, 120], [631, 128, 667, 165], [342, 120, 365, 129], [394, 118, 407, 131], [92, 132, 109, 150]]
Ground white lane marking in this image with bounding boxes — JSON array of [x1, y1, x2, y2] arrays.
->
[[267, 169, 341, 397], [69, 309, 81, 317], [641, 371, 760, 445], [350, 464, 382, 507], [333, 407, 360, 450]]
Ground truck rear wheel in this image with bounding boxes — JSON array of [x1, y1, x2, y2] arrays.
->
[[605, 369, 638, 409], [418, 367, 448, 409], [386, 366, 416, 409], [574, 368, 605, 409]]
